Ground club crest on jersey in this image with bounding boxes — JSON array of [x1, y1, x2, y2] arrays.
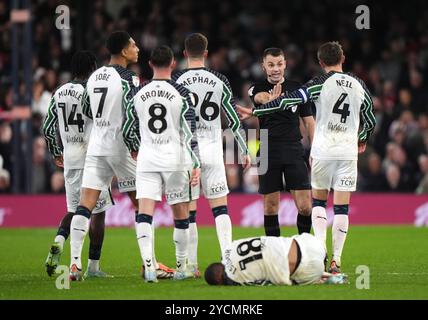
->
[[132, 76, 140, 87]]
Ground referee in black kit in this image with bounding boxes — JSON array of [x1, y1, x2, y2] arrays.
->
[[248, 48, 315, 236]]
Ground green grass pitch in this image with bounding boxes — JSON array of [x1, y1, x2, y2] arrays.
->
[[1, 226, 427, 299]]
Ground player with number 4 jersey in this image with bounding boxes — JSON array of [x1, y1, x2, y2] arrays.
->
[[238, 42, 376, 274]]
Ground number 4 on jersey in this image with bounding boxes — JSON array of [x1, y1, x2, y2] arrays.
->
[[333, 93, 350, 123]]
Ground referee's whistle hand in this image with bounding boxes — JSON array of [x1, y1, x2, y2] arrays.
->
[[237, 105, 253, 120]]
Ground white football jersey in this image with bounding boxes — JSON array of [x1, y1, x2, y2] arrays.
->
[[222, 236, 293, 286], [252, 71, 375, 161], [43, 81, 91, 169], [124, 79, 199, 172], [84, 65, 140, 156], [173, 68, 248, 165], [307, 72, 375, 160]]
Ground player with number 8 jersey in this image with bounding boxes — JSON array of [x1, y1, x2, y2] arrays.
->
[[123, 45, 200, 282]]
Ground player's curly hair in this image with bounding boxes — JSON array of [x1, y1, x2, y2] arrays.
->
[[71, 50, 97, 79], [204, 263, 226, 285]]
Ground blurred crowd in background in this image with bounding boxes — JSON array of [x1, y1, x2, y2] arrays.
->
[[1, 0, 428, 194]]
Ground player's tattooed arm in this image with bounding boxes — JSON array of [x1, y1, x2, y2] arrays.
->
[[42, 96, 63, 160]]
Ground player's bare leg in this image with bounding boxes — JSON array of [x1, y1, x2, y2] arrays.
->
[[127, 190, 138, 209], [291, 189, 312, 234], [172, 201, 192, 280], [330, 190, 351, 273], [136, 198, 157, 283], [263, 192, 280, 236], [69, 188, 101, 281]]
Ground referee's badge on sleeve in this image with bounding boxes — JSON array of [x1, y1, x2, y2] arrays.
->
[[132, 75, 140, 87]]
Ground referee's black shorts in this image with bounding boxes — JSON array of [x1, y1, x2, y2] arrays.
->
[[258, 142, 311, 195]]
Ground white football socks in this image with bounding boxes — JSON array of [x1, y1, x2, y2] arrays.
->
[[332, 214, 349, 266], [173, 227, 189, 272], [70, 215, 90, 270], [136, 222, 154, 272], [215, 214, 232, 255], [312, 206, 328, 249], [54, 235, 66, 250], [188, 222, 198, 266], [88, 259, 100, 272], [151, 223, 158, 269]]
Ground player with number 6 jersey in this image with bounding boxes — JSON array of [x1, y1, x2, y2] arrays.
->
[[172, 34, 251, 277]]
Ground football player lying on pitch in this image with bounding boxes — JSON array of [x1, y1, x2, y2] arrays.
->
[[205, 233, 347, 286]]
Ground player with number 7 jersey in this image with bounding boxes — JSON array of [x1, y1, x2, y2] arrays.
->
[[42, 51, 113, 279], [68, 32, 154, 281]]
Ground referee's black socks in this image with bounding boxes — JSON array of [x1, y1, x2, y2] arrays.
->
[[297, 213, 312, 234], [264, 214, 280, 236]]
